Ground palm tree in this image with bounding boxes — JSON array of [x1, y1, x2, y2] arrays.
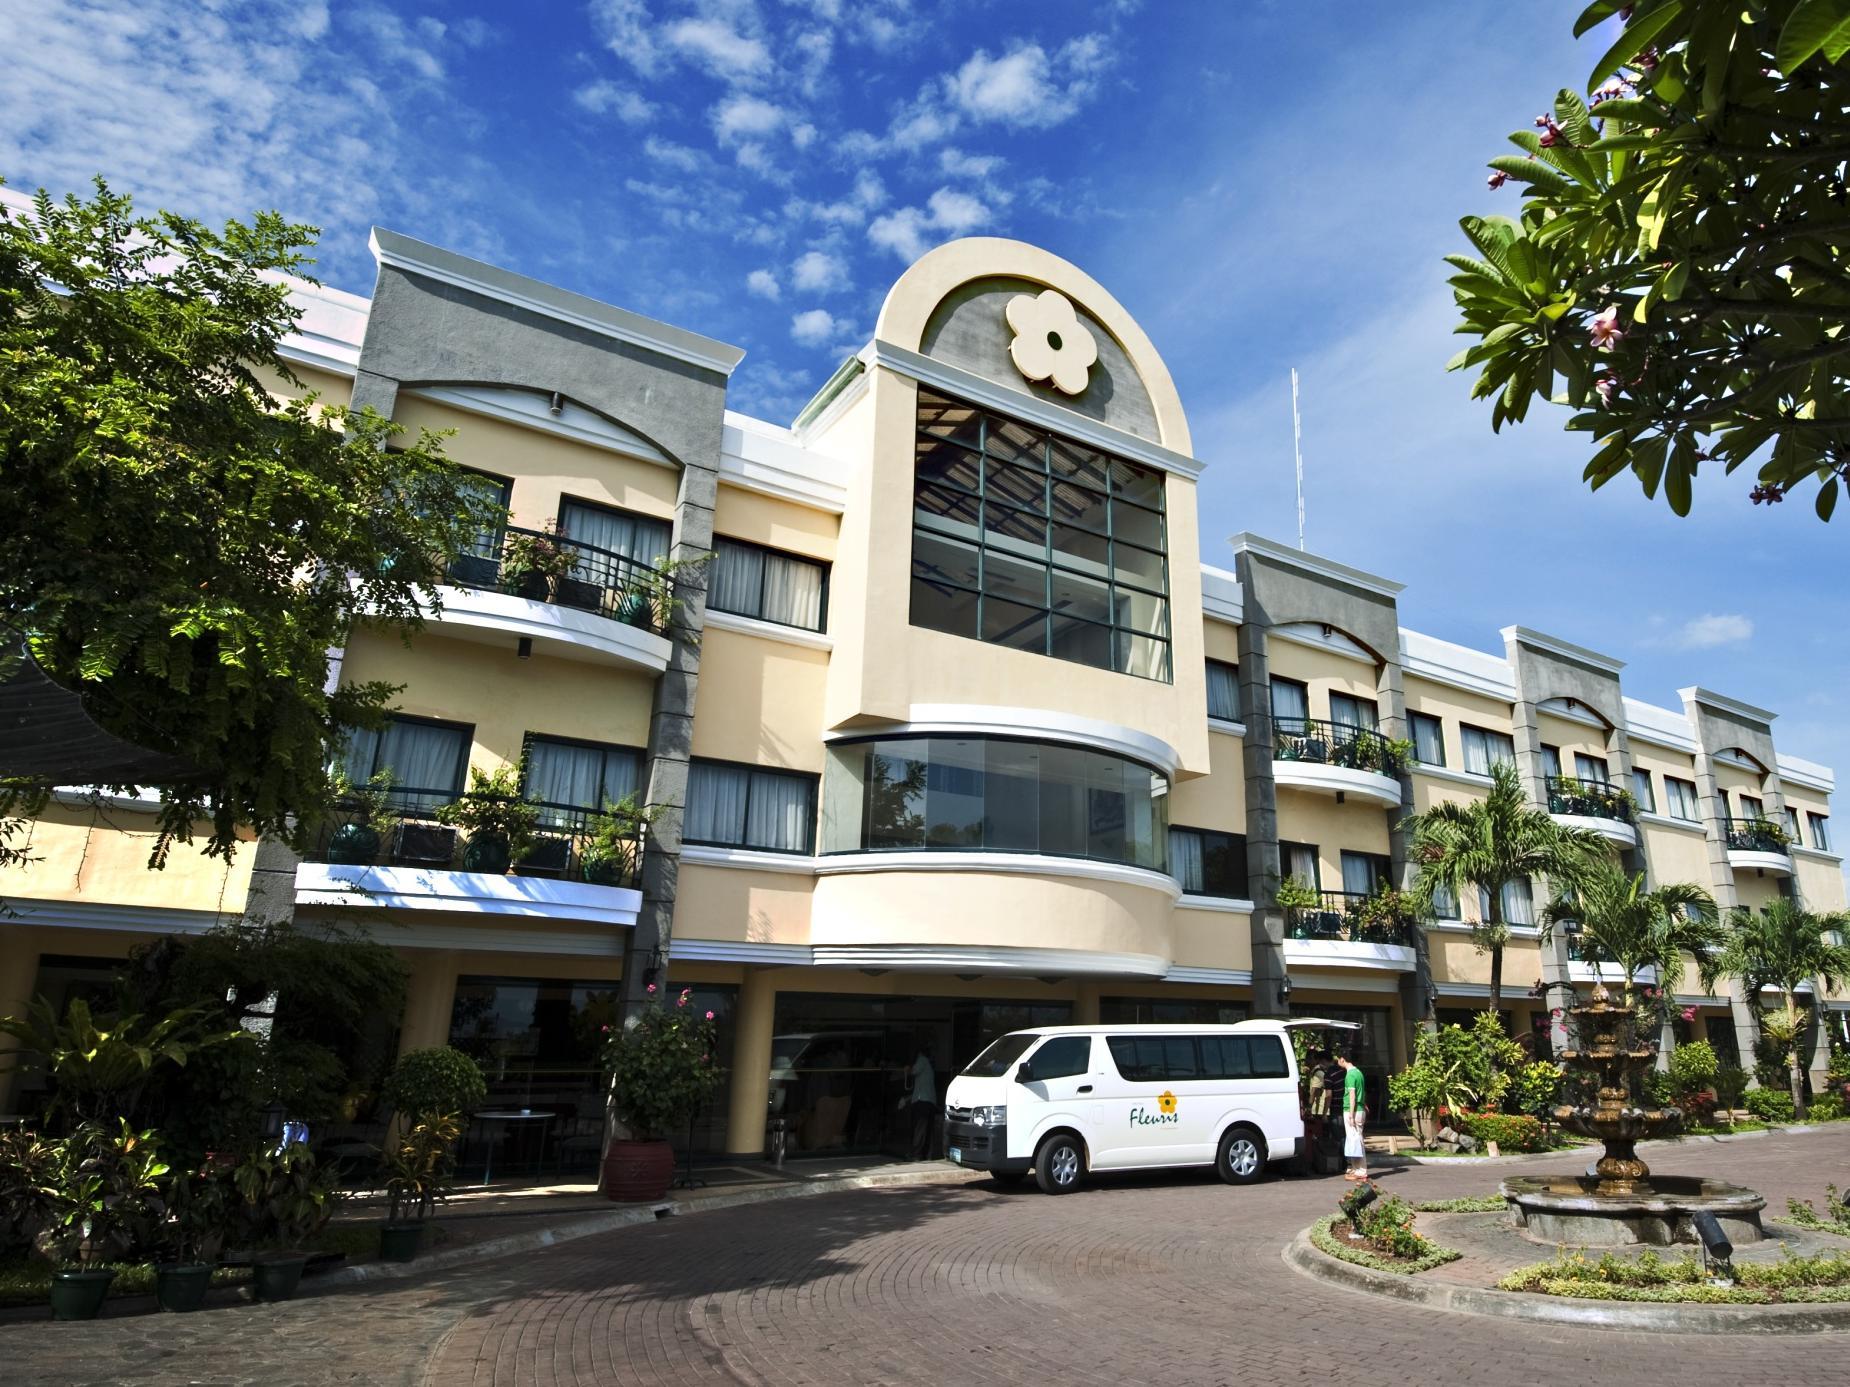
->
[[1540, 865, 1722, 1012], [1407, 762, 1608, 1017], [1713, 900, 1850, 1119]]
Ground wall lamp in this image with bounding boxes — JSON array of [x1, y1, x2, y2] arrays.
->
[[516, 637, 533, 660], [1277, 975, 1292, 1007], [548, 391, 565, 415]]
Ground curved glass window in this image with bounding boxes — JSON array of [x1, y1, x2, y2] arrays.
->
[[821, 735, 1168, 872]]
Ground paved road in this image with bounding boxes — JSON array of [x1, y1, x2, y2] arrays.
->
[[12, 1128, 1850, 1387]]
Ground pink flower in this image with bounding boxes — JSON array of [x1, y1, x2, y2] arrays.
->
[[705, 1010, 715, 1020], [646, 983, 656, 994], [1681, 1006, 1697, 1023], [1595, 375, 1617, 407], [1588, 305, 1625, 348], [1487, 170, 1508, 190]]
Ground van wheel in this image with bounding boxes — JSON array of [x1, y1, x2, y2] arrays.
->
[[1034, 1134, 1085, 1195], [1217, 1125, 1266, 1185]]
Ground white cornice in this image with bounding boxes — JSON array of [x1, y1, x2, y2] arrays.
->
[[405, 385, 674, 465], [1, 899, 230, 936], [811, 942, 1171, 978], [678, 844, 820, 875], [1175, 895, 1255, 915], [1230, 533, 1404, 600], [1165, 965, 1255, 986], [1411, 765, 1494, 791], [369, 227, 745, 377], [1207, 718, 1247, 739], [669, 938, 814, 966], [1776, 754, 1835, 794], [1681, 686, 1777, 728], [1399, 629, 1516, 701], [1199, 563, 1244, 624], [1623, 698, 1700, 755], [825, 703, 1182, 778], [792, 357, 870, 443], [295, 863, 642, 927], [721, 413, 850, 512], [1282, 940, 1417, 972], [702, 608, 834, 651], [1638, 811, 1705, 835], [813, 851, 1184, 901], [866, 339, 1205, 481], [1793, 845, 1844, 866], [1501, 626, 1625, 676]]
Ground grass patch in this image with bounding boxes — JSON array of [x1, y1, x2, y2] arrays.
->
[[1310, 1214, 1461, 1275], [1500, 1247, 1850, 1304], [1681, 1120, 1771, 1136], [1781, 1186, 1850, 1238], [1414, 1195, 1506, 1213]]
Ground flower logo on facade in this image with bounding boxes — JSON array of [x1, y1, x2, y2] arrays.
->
[[1005, 288, 1098, 396], [1157, 1090, 1178, 1116]]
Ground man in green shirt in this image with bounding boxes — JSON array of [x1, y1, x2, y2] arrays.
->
[[1337, 1053, 1368, 1181]]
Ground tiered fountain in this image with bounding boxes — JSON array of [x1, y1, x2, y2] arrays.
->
[[1502, 984, 1767, 1247]]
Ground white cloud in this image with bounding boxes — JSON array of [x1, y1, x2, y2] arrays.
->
[[572, 81, 656, 124], [590, 0, 662, 76], [791, 248, 847, 292], [790, 307, 840, 346], [947, 36, 1110, 129], [746, 268, 781, 301], [666, 17, 771, 80], [939, 146, 1004, 179], [869, 186, 991, 261], [925, 187, 987, 233], [1673, 614, 1755, 649], [292, 2, 331, 40], [643, 137, 704, 172], [349, 8, 446, 82], [712, 94, 785, 143]]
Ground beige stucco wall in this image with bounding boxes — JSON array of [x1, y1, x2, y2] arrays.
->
[[1202, 620, 1239, 665], [1537, 712, 1611, 767], [1639, 819, 1712, 886], [1167, 728, 1247, 834], [1402, 675, 1515, 773], [1274, 790, 1392, 883], [1266, 638, 1377, 709], [674, 865, 815, 945], [1170, 907, 1254, 972], [713, 484, 838, 563], [1, 805, 252, 913], [688, 629, 830, 773]]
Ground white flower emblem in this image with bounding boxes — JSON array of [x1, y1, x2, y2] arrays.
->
[[1005, 289, 1098, 396]]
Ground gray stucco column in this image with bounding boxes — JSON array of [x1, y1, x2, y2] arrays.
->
[[1690, 748, 1759, 1078], [1506, 664, 1572, 1052], [1378, 652, 1431, 1050], [1236, 620, 1287, 1019]]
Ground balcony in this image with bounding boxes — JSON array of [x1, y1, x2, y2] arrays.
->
[[1282, 888, 1418, 971], [1564, 936, 1657, 986], [1724, 817, 1794, 879], [1271, 717, 1405, 808], [425, 523, 676, 672], [1544, 775, 1638, 848], [293, 793, 644, 927]]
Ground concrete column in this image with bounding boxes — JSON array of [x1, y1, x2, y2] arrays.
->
[[1071, 982, 1101, 1026], [346, 369, 401, 421], [240, 835, 302, 930], [395, 950, 460, 1059], [1690, 748, 1758, 1078], [1234, 617, 1287, 1019], [0, 925, 40, 1110], [1379, 652, 1429, 1055], [1507, 669, 1573, 1053], [724, 968, 777, 1156]]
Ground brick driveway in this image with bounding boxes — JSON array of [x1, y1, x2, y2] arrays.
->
[[12, 1127, 1850, 1387]]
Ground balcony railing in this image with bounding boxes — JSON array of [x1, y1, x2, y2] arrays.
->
[[305, 792, 644, 888], [1725, 817, 1791, 856], [1544, 775, 1636, 824], [1284, 888, 1418, 946], [446, 523, 672, 635], [1273, 717, 1406, 777]]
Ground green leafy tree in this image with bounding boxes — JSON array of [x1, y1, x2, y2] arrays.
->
[[1447, 1, 1850, 517], [602, 989, 726, 1139], [0, 180, 504, 863], [1408, 762, 1608, 1015], [1541, 864, 1723, 1012], [1714, 899, 1850, 1118]]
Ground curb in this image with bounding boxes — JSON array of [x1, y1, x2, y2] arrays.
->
[[1389, 1122, 1827, 1167], [1282, 1227, 1850, 1334], [319, 1165, 981, 1288]]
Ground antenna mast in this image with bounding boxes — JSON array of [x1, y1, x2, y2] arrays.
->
[[1291, 368, 1306, 552]]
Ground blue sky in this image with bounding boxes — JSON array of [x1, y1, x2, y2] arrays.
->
[[4, 0, 1847, 824]]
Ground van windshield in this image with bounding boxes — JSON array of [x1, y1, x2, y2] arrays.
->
[[961, 1033, 1038, 1077]]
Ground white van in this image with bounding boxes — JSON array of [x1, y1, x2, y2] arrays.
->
[[943, 1021, 1322, 1194]]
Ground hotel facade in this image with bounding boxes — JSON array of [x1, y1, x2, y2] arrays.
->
[[3, 228, 1845, 1162]]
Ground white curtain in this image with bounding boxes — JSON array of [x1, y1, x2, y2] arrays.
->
[[1575, 754, 1608, 783], [1206, 662, 1240, 721], [1340, 853, 1376, 896], [1271, 680, 1309, 726], [1412, 714, 1444, 765], [1431, 881, 1459, 918], [1632, 769, 1656, 813], [1330, 694, 1377, 731], [686, 763, 749, 844], [1169, 829, 1204, 893], [1541, 745, 1562, 779], [761, 551, 824, 629], [709, 541, 765, 616], [1502, 878, 1535, 925], [745, 770, 812, 851], [1461, 727, 1491, 776], [525, 741, 636, 815], [1286, 842, 1319, 888], [344, 719, 466, 813], [560, 500, 670, 568]]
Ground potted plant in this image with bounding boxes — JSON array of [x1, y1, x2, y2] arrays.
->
[[326, 768, 399, 865], [438, 765, 539, 874], [155, 1158, 231, 1313], [40, 1121, 168, 1321], [383, 1047, 488, 1127], [229, 1142, 338, 1302], [601, 989, 726, 1202], [501, 521, 577, 602], [378, 1112, 462, 1261], [617, 552, 712, 636], [581, 794, 657, 887]]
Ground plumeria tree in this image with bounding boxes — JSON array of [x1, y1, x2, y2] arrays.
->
[[1408, 763, 1609, 1016], [1540, 864, 1723, 1015], [1714, 899, 1850, 1118], [1447, 1, 1850, 517]]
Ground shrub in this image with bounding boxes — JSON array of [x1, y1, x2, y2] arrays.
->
[[1642, 1068, 1675, 1107], [1785, 1184, 1850, 1236], [1677, 1091, 1719, 1126], [1713, 1064, 1750, 1113], [226, 1143, 338, 1250], [1806, 1092, 1845, 1123], [1667, 1040, 1719, 1099], [37, 1121, 170, 1267], [0, 1129, 56, 1258], [1454, 1110, 1548, 1152], [381, 1113, 463, 1224], [603, 990, 726, 1139], [1744, 1088, 1796, 1123], [1508, 1061, 1562, 1120], [384, 1047, 487, 1121], [1356, 1193, 1432, 1259]]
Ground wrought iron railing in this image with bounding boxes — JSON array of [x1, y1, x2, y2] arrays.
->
[[1544, 775, 1636, 824], [1285, 889, 1418, 946], [1273, 717, 1406, 777], [1724, 817, 1791, 855], [445, 523, 672, 635], [306, 793, 643, 888]]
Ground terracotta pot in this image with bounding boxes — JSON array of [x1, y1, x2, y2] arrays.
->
[[603, 1138, 675, 1202]]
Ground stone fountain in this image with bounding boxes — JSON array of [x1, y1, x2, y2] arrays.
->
[[1502, 984, 1767, 1247]]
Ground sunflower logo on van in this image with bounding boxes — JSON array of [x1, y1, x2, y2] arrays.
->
[[1130, 1091, 1181, 1127]]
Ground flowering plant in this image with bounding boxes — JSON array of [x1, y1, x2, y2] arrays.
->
[[602, 990, 727, 1139]]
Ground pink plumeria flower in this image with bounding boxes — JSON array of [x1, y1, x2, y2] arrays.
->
[[1595, 375, 1617, 407], [646, 983, 656, 994], [1588, 305, 1625, 348], [705, 1010, 715, 1020], [1487, 170, 1508, 190]]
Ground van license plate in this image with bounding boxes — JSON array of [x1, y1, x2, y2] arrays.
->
[[948, 1147, 962, 1164]]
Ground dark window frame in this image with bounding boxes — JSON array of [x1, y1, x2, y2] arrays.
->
[[710, 535, 831, 633], [1665, 775, 1701, 822], [1808, 811, 1831, 852], [684, 755, 820, 855], [1410, 711, 1446, 767], [344, 713, 474, 806], [1205, 659, 1241, 723], [1169, 825, 1249, 899], [519, 732, 646, 818]]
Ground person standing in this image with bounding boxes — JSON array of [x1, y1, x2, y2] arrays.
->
[[907, 1038, 937, 1160], [1337, 1052, 1368, 1181]]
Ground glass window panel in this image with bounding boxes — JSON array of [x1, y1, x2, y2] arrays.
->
[[1809, 813, 1831, 851], [1049, 613, 1112, 668], [914, 482, 982, 532], [917, 390, 979, 444], [982, 549, 1048, 607], [745, 770, 814, 853], [924, 738, 986, 848], [982, 500, 1046, 549], [1411, 713, 1445, 766], [1050, 522, 1111, 570], [981, 598, 1048, 654], [686, 762, 748, 845], [1631, 769, 1656, 813], [1035, 743, 1090, 859], [1030, 1035, 1091, 1081], [1048, 566, 1112, 625], [1114, 589, 1170, 639], [1271, 678, 1310, 726], [1540, 744, 1562, 779], [912, 530, 981, 591], [1109, 500, 1163, 550], [1048, 438, 1109, 493], [983, 740, 1040, 852], [914, 436, 982, 491], [1049, 479, 1109, 534], [1110, 542, 1165, 590], [1170, 828, 1205, 892], [759, 551, 825, 631], [1575, 754, 1609, 783], [984, 459, 1048, 513], [709, 540, 765, 617], [1330, 694, 1378, 730], [1107, 459, 1164, 508], [559, 500, 670, 569], [864, 743, 927, 849], [984, 415, 1044, 469], [1431, 881, 1459, 918], [1741, 795, 1763, 820], [1117, 631, 1170, 682], [1340, 852, 1377, 896], [1085, 751, 1129, 862], [526, 739, 602, 812], [910, 576, 979, 639], [1206, 661, 1241, 722]]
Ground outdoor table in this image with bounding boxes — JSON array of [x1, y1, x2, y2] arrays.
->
[[473, 1109, 554, 1186]]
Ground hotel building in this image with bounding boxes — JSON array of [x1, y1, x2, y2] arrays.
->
[[3, 225, 1844, 1162]]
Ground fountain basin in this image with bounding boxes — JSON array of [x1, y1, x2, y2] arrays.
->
[[1502, 1175, 1766, 1248]]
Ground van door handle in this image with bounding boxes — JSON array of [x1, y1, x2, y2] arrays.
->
[[1077, 1085, 1093, 1093]]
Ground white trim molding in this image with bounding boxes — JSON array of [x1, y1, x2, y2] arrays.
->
[[813, 851, 1184, 901], [866, 339, 1205, 481], [1777, 754, 1835, 794], [702, 608, 834, 651], [824, 703, 1182, 779], [1231, 533, 1404, 600], [1399, 629, 1516, 701], [1164, 966, 1255, 987], [1282, 940, 1417, 972], [1792, 845, 1845, 866], [1501, 626, 1626, 676], [1199, 563, 1244, 624], [1207, 718, 1247, 739], [1, 899, 231, 936], [1638, 811, 1705, 835], [678, 844, 820, 875], [669, 938, 814, 967], [811, 943, 1170, 978], [370, 228, 744, 376], [1680, 686, 1777, 728], [1271, 760, 1403, 809], [1176, 895, 1255, 915], [721, 414, 850, 512], [1726, 848, 1795, 879], [1411, 765, 1495, 791], [1570, 961, 1658, 985], [422, 585, 674, 672], [1550, 812, 1639, 849], [295, 863, 641, 927]]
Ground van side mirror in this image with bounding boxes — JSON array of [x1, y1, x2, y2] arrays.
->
[[1015, 1061, 1035, 1083]]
